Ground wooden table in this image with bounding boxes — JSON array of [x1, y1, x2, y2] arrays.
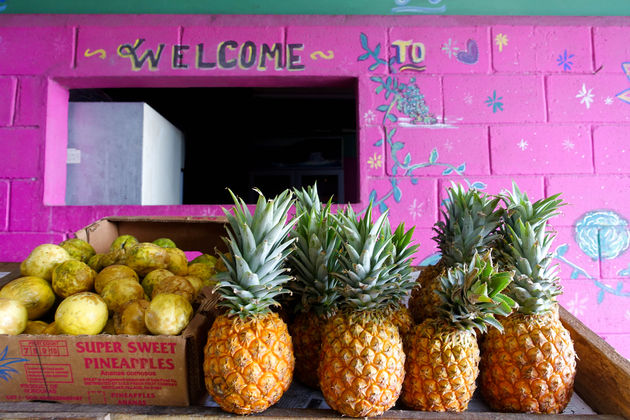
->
[[1, 263, 629, 419]]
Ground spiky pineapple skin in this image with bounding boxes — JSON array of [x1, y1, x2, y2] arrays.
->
[[389, 305, 414, 337], [289, 310, 331, 389], [402, 318, 480, 412], [480, 310, 576, 413], [408, 262, 445, 323], [203, 312, 294, 414], [319, 312, 405, 418]]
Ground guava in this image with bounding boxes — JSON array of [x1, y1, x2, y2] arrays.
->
[[94, 264, 139, 294], [165, 248, 188, 276], [21, 244, 72, 281], [187, 263, 216, 287], [184, 275, 203, 298], [153, 238, 176, 248], [60, 238, 96, 263], [55, 292, 108, 335], [189, 253, 217, 267], [0, 276, 55, 320], [52, 260, 96, 298], [24, 320, 49, 334], [0, 298, 28, 335], [151, 275, 195, 303], [110, 234, 139, 252], [87, 254, 106, 272], [114, 299, 150, 335], [145, 293, 192, 336], [141, 268, 173, 297], [125, 243, 170, 276], [100, 278, 145, 314]]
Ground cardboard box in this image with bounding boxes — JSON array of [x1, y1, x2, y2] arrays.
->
[[0, 216, 228, 406]]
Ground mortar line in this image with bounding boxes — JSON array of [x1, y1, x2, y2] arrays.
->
[[10, 77, 19, 126], [71, 26, 78, 69]]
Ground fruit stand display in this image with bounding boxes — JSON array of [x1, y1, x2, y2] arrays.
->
[[0, 186, 629, 419]]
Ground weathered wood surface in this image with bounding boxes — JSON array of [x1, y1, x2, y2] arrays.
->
[[560, 306, 630, 419]]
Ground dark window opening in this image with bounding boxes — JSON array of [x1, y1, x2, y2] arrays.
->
[[68, 84, 358, 205]]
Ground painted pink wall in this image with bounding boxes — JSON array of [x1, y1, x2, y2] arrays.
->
[[0, 15, 629, 358]]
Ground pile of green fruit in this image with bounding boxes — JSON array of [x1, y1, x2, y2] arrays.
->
[[0, 236, 224, 336]]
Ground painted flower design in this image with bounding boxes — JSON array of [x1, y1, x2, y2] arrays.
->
[[367, 153, 383, 169], [363, 110, 376, 125], [397, 83, 435, 123], [575, 211, 630, 260], [576, 83, 595, 109], [494, 33, 509, 52], [408, 199, 424, 221], [562, 139, 575, 150], [517, 139, 528, 151], [565, 293, 588, 317], [441, 38, 460, 59]]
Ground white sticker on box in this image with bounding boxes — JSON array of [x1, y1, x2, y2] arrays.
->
[[67, 148, 81, 164]]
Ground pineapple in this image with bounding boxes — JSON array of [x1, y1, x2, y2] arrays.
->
[[409, 183, 503, 322], [287, 184, 341, 389], [402, 251, 516, 412], [203, 189, 298, 414], [318, 204, 417, 417], [480, 187, 576, 414]]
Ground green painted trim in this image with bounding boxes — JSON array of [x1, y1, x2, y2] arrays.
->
[[2, 0, 630, 15]]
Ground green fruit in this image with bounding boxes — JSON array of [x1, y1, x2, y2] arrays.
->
[[100, 279, 145, 314], [60, 238, 96, 263], [165, 248, 188, 276], [189, 253, 217, 267], [141, 269, 173, 297], [21, 244, 72, 281], [94, 265, 139, 294], [55, 292, 108, 335], [125, 243, 170, 276], [52, 260, 96, 298], [110, 235, 139, 252], [153, 238, 176, 248], [0, 276, 55, 320]]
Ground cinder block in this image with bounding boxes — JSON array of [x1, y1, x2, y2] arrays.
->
[[0, 233, 65, 263], [547, 74, 630, 122], [365, 177, 437, 229], [559, 278, 630, 334], [360, 126, 386, 178], [437, 176, 545, 210], [76, 26, 178, 74], [553, 225, 600, 281], [534, 26, 593, 73], [183, 26, 287, 74], [491, 26, 536, 73], [443, 75, 545, 123], [390, 26, 490, 74], [593, 27, 630, 74], [10, 181, 50, 232], [598, 334, 630, 360], [15, 77, 46, 127], [593, 126, 630, 174], [410, 227, 439, 267], [287, 26, 388, 75], [0, 181, 8, 231], [386, 125, 489, 177], [0, 27, 73, 75], [0, 77, 16, 126], [369, 75, 442, 127], [0, 128, 41, 178], [490, 125, 592, 174], [547, 175, 630, 225]]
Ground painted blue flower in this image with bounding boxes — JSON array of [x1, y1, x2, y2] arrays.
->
[[556, 50, 574, 71], [575, 210, 630, 260]]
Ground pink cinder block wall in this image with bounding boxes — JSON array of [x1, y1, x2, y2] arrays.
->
[[1, 15, 630, 357]]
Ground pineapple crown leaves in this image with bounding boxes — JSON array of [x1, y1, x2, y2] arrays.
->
[[502, 219, 563, 315], [332, 203, 418, 312], [433, 182, 504, 266], [500, 181, 565, 236], [288, 183, 342, 315], [215, 188, 299, 318], [436, 251, 517, 334]]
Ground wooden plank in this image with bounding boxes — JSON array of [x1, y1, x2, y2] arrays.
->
[[560, 306, 630, 418], [0, 262, 20, 288]]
